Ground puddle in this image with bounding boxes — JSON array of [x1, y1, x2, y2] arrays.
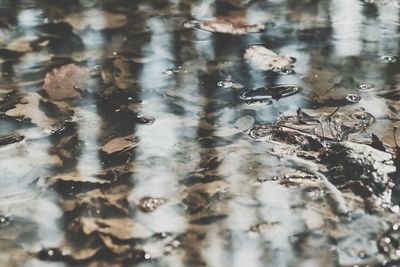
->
[[0, 0, 399, 267]]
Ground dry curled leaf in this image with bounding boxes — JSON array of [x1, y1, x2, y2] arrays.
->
[[244, 44, 295, 73], [100, 135, 139, 155], [183, 16, 265, 35], [43, 64, 90, 101]]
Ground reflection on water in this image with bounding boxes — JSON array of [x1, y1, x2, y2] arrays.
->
[[0, 0, 399, 266]]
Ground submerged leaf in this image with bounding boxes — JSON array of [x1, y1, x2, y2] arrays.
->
[[63, 187, 130, 214], [100, 135, 139, 155], [48, 172, 112, 185], [183, 181, 228, 213], [183, 16, 265, 35], [43, 64, 90, 101], [244, 45, 295, 73], [5, 93, 56, 129], [0, 133, 24, 146], [370, 134, 387, 152], [240, 85, 300, 102], [65, 10, 128, 31], [70, 217, 152, 240]]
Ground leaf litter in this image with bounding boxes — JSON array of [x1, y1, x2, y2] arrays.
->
[[183, 16, 265, 35], [1, 2, 400, 267], [43, 63, 90, 101], [244, 44, 296, 74]]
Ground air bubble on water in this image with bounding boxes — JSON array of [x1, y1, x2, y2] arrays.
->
[[379, 55, 397, 63], [346, 94, 361, 103], [0, 215, 10, 226], [358, 83, 374, 91], [137, 115, 155, 125], [47, 249, 54, 257], [358, 251, 366, 258], [217, 80, 234, 88], [277, 68, 295, 75], [61, 249, 70, 256], [144, 252, 151, 260], [160, 232, 168, 238], [163, 68, 181, 76]]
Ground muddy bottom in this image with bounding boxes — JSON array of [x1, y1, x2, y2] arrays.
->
[[0, 0, 400, 267]]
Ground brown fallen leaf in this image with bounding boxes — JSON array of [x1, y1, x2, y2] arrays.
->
[[48, 172, 112, 185], [183, 16, 265, 35], [63, 186, 130, 214], [138, 197, 165, 213], [38, 245, 101, 262], [6, 37, 33, 52], [244, 44, 295, 73], [70, 217, 152, 240], [98, 235, 133, 255], [183, 181, 228, 213], [101, 57, 138, 90], [43, 64, 90, 101], [5, 93, 57, 129], [65, 10, 128, 31], [100, 135, 139, 155]]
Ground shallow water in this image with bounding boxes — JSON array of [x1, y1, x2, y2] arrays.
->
[[0, 0, 399, 266]]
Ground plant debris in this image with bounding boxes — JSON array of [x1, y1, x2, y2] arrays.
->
[[183, 16, 265, 35], [43, 64, 90, 101], [240, 85, 301, 102], [100, 135, 139, 155], [244, 44, 296, 73], [5, 93, 57, 129], [64, 10, 128, 31], [138, 197, 165, 213]]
